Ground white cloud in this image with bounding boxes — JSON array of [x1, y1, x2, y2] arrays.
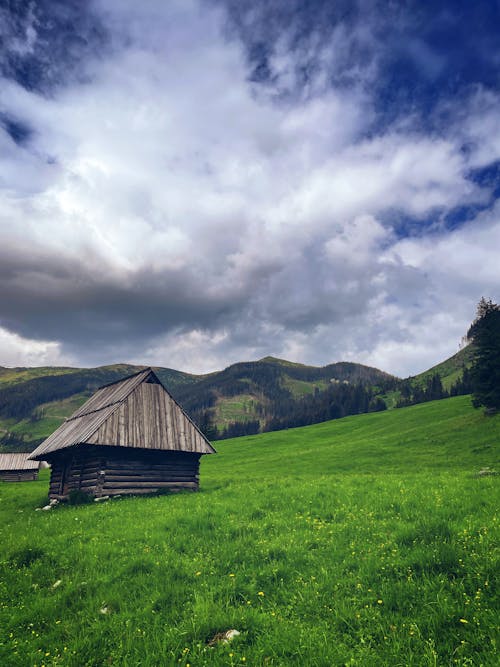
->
[[457, 88, 500, 168], [0, 326, 71, 368]]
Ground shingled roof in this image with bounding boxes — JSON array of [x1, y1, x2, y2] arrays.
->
[[0, 453, 40, 471], [29, 368, 215, 460]]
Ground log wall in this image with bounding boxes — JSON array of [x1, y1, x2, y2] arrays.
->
[[0, 470, 38, 482], [47, 446, 201, 500]]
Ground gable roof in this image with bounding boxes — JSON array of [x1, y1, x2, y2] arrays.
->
[[29, 368, 215, 460], [0, 453, 40, 471]]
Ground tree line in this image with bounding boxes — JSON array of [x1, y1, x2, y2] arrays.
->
[[196, 380, 388, 440], [467, 297, 500, 413], [395, 368, 472, 408]]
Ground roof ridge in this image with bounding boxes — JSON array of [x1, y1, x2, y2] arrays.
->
[[97, 366, 152, 390], [69, 368, 155, 419]]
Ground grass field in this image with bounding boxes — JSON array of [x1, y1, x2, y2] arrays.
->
[[214, 394, 263, 429], [0, 396, 498, 666], [282, 377, 330, 398]]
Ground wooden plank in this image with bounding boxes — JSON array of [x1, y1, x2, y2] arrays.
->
[[103, 464, 198, 472], [79, 481, 98, 490], [103, 480, 198, 489], [105, 486, 196, 496], [106, 472, 198, 479], [104, 475, 197, 483], [103, 461, 198, 470], [104, 460, 197, 469], [0, 472, 38, 481]]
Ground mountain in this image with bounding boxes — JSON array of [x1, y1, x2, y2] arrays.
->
[[173, 356, 396, 437], [0, 357, 394, 451], [0, 346, 474, 452]]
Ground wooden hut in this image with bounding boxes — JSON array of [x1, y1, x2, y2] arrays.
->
[[0, 453, 41, 481], [28, 368, 215, 500]]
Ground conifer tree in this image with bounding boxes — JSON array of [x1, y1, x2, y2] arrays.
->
[[467, 298, 500, 412]]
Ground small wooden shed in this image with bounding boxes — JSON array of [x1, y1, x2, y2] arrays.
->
[[0, 453, 41, 481], [28, 368, 215, 500]]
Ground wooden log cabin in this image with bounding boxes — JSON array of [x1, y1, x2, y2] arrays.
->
[[0, 453, 41, 481], [28, 368, 215, 500]]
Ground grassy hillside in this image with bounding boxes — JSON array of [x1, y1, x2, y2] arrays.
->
[[0, 396, 498, 666], [411, 345, 474, 391], [0, 367, 76, 386], [381, 345, 474, 408]]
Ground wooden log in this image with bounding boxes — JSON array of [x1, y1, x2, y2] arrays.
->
[[79, 479, 99, 488], [103, 475, 197, 483], [103, 468, 198, 475], [101, 457, 198, 469], [103, 472, 198, 480], [103, 468, 198, 477], [105, 486, 196, 496], [0, 472, 38, 481], [69, 471, 100, 481], [103, 462, 198, 470], [77, 485, 98, 494], [103, 480, 198, 489]]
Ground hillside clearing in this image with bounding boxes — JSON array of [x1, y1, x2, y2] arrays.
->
[[0, 396, 498, 666]]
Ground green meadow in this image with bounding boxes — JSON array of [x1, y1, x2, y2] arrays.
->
[[0, 395, 498, 666]]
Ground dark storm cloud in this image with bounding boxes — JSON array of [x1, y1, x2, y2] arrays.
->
[[0, 245, 249, 347]]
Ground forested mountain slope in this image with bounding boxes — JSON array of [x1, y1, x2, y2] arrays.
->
[[0, 347, 473, 451]]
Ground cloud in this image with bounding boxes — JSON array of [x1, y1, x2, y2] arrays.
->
[[0, 326, 71, 368], [0, 0, 498, 376]]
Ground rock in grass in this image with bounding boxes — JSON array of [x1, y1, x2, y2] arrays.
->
[[40, 499, 59, 511], [94, 496, 110, 502], [478, 467, 498, 477], [208, 629, 240, 646]]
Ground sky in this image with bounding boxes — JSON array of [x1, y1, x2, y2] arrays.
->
[[0, 0, 499, 377]]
